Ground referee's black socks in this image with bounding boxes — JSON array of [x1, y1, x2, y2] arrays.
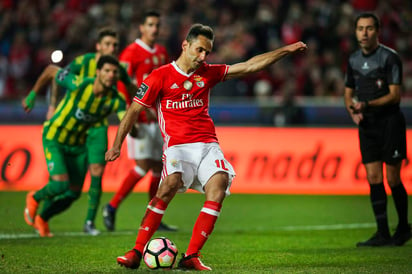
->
[[369, 183, 390, 237], [390, 182, 409, 230]]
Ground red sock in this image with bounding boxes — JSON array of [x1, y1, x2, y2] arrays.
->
[[134, 197, 168, 253], [186, 201, 222, 255], [109, 169, 142, 208], [148, 172, 161, 201]]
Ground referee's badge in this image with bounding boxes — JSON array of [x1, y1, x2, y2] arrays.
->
[[376, 79, 383, 89]]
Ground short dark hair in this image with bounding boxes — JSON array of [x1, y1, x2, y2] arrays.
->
[[186, 24, 214, 43], [140, 10, 161, 25], [97, 27, 118, 42], [97, 54, 119, 69], [355, 12, 380, 31]]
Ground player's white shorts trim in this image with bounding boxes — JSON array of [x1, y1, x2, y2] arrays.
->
[[161, 142, 235, 195], [126, 123, 163, 160]]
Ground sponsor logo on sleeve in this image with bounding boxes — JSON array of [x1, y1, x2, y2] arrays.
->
[[136, 83, 149, 99], [57, 69, 70, 81]]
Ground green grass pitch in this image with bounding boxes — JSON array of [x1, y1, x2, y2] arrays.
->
[[0, 192, 411, 273]]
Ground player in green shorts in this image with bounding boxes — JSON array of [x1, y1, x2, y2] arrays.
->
[[22, 55, 127, 237], [46, 27, 137, 235]]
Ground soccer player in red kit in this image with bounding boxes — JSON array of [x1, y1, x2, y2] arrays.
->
[[103, 11, 176, 232], [106, 24, 307, 270]]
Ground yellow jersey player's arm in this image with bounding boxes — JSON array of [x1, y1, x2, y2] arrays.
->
[[22, 65, 60, 113], [46, 55, 85, 119], [54, 68, 82, 91], [46, 78, 60, 120]]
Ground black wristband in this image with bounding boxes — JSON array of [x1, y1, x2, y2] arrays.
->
[[364, 100, 369, 109]]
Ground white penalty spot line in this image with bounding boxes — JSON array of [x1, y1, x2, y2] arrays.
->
[[0, 223, 376, 240]]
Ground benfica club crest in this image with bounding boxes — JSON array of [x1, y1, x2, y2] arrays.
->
[[193, 75, 205, 88]]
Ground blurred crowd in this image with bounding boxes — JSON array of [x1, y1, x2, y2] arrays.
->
[[0, 0, 411, 100]]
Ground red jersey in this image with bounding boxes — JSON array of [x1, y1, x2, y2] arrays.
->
[[133, 61, 229, 148], [118, 39, 169, 122]]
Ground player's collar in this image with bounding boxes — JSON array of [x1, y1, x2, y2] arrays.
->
[[135, 39, 157, 53], [172, 61, 199, 77]]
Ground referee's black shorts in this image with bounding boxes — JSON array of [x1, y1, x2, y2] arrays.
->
[[359, 110, 407, 165]]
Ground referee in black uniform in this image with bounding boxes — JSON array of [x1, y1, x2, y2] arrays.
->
[[344, 12, 411, 247]]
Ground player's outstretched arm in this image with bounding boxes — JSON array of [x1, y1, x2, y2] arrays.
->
[[46, 78, 60, 120], [225, 41, 307, 80], [22, 65, 60, 113], [105, 101, 145, 161]]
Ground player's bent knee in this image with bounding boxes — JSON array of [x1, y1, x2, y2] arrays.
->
[[204, 173, 229, 203], [208, 172, 229, 188], [89, 163, 105, 176]]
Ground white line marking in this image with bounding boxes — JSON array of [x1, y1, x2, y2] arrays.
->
[[0, 230, 135, 240], [277, 223, 376, 231], [0, 223, 376, 240]]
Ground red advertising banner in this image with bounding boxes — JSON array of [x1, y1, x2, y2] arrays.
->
[[0, 125, 411, 194]]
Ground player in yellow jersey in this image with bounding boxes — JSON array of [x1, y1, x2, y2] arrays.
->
[[22, 55, 127, 237], [44, 27, 137, 235]]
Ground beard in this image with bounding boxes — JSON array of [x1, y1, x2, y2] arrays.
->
[[99, 77, 114, 89]]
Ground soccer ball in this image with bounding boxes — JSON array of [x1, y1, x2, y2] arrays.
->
[[143, 237, 178, 269]]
